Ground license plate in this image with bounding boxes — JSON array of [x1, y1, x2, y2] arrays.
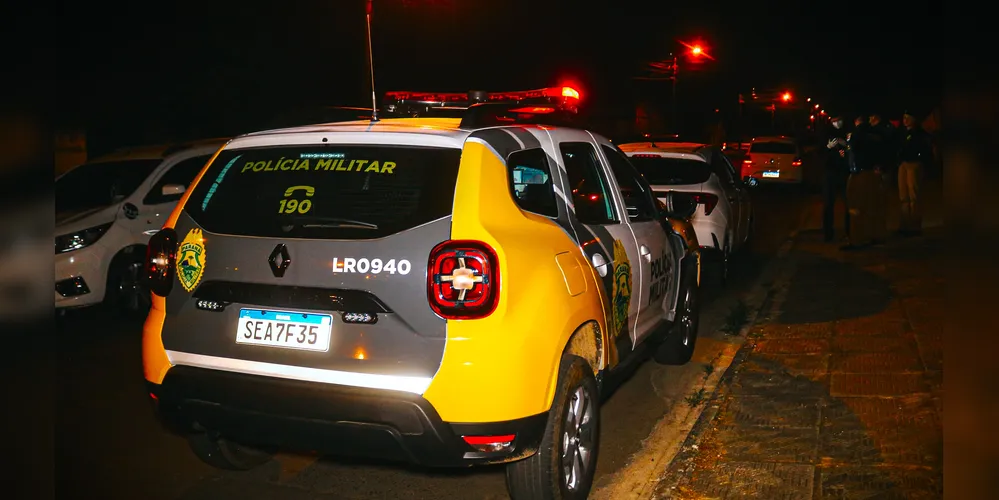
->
[[236, 309, 333, 352], [762, 170, 780, 178]]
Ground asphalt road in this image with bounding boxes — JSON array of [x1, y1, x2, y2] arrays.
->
[[39, 181, 818, 500]]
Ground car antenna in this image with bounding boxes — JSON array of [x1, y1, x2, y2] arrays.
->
[[365, 0, 379, 121]]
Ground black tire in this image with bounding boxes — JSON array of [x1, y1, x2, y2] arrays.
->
[[105, 250, 151, 316], [506, 355, 600, 500], [654, 277, 700, 365], [187, 432, 273, 471]]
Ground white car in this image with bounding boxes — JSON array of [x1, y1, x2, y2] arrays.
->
[[741, 136, 803, 184], [55, 138, 226, 313], [618, 142, 753, 281]]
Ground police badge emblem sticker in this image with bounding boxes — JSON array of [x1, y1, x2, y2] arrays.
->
[[176, 228, 206, 292]]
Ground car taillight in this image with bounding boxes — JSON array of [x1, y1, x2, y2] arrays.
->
[[743, 157, 753, 165], [427, 240, 500, 320], [145, 228, 178, 297], [792, 158, 802, 166], [689, 193, 719, 216]]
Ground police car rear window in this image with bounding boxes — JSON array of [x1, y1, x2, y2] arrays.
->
[[185, 145, 461, 239], [627, 156, 712, 185]]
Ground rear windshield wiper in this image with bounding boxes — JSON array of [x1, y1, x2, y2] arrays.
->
[[280, 217, 379, 231]]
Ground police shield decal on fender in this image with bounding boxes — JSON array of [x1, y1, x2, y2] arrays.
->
[[611, 239, 632, 339]]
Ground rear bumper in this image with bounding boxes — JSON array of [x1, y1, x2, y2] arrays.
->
[[743, 168, 802, 183], [148, 366, 547, 467]]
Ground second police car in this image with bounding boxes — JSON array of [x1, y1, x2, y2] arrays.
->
[[142, 87, 700, 500]]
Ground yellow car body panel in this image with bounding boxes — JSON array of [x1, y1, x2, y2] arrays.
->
[[143, 294, 171, 384], [421, 140, 608, 423]]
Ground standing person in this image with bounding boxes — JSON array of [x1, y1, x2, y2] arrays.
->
[[822, 114, 850, 242], [896, 109, 933, 236], [868, 112, 897, 185], [842, 114, 887, 250]]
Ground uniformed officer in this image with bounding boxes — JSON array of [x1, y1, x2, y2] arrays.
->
[[896, 109, 933, 236], [821, 114, 850, 242], [843, 114, 887, 250]]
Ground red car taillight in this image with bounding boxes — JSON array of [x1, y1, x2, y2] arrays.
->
[[427, 240, 500, 320], [689, 193, 719, 216], [145, 228, 178, 297], [792, 158, 802, 166]]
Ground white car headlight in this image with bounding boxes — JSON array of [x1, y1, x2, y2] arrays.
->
[[54, 222, 113, 254]]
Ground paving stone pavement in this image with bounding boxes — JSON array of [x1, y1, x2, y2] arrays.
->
[[653, 223, 944, 499]]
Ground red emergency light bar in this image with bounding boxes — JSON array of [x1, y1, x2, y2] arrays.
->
[[384, 86, 581, 105]]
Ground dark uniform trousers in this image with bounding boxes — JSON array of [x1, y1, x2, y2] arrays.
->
[[846, 170, 887, 244]]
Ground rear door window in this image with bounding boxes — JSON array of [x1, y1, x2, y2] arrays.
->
[[626, 155, 711, 185], [749, 141, 797, 154], [185, 145, 462, 239], [602, 145, 658, 222], [559, 142, 618, 225]]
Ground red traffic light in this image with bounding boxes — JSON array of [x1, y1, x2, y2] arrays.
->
[[781, 92, 792, 102]]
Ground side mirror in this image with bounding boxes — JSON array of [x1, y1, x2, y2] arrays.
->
[[659, 191, 697, 220], [742, 176, 760, 187], [161, 184, 186, 196]]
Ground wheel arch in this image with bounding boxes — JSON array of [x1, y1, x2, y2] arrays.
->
[[105, 244, 147, 285]]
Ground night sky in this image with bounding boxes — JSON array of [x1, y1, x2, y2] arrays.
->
[[59, 0, 942, 154]]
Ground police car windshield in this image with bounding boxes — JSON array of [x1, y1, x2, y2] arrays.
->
[[628, 157, 712, 185], [56, 159, 161, 213], [184, 145, 462, 240]]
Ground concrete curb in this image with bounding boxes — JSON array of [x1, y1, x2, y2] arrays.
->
[[650, 213, 809, 499]]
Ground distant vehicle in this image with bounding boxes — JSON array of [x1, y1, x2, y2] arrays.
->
[[142, 86, 700, 500], [741, 136, 804, 184], [617, 141, 754, 283], [55, 138, 227, 313]]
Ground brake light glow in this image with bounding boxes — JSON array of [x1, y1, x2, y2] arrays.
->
[[689, 193, 719, 216], [632, 154, 662, 158], [743, 158, 753, 164], [428, 240, 500, 320], [561, 86, 580, 99], [792, 158, 802, 166], [145, 228, 178, 297]]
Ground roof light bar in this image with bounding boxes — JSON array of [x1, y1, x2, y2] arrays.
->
[[384, 86, 581, 111]]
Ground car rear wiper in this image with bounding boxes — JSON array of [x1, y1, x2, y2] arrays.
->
[[281, 217, 379, 231]]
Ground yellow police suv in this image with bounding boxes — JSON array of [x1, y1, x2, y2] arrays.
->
[[142, 87, 700, 499]]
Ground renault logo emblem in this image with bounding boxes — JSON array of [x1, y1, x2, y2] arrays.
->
[[268, 244, 291, 278]]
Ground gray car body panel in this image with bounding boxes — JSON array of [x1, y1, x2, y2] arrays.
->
[[161, 211, 451, 378]]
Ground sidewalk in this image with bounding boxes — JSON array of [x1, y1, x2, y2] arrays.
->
[[652, 184, 944, 499]]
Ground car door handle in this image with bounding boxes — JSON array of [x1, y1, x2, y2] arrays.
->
[[591, 253, 610, 277], [640, 245, 651, 262]]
